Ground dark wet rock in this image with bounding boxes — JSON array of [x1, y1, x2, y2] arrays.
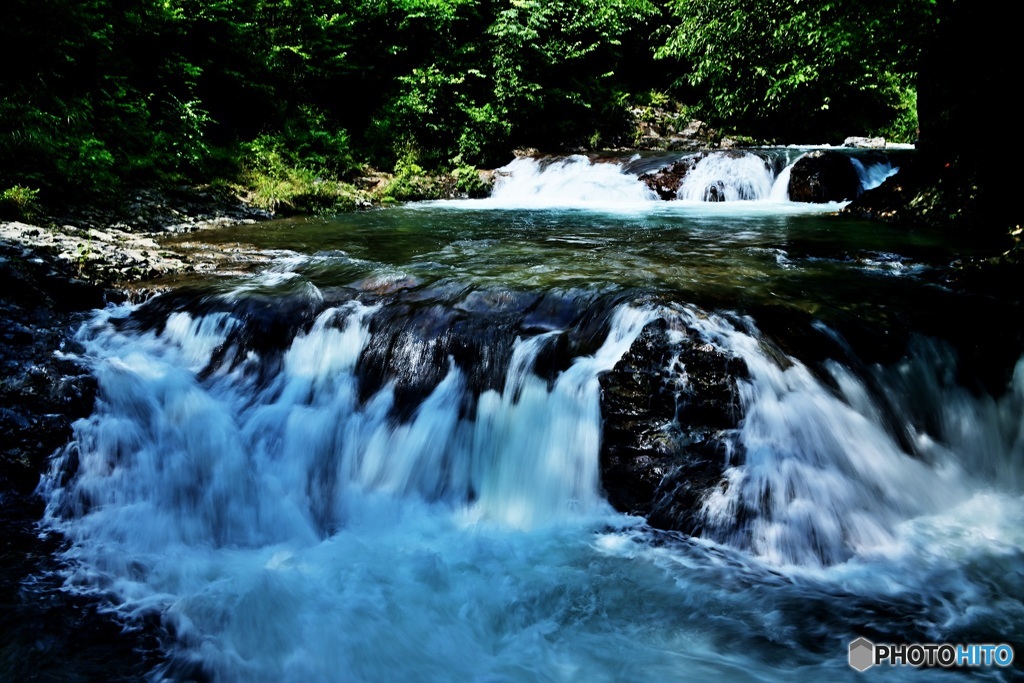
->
[[842, 155, 1019, 246], [0, 240, 167, 680], [788, 151, 861, 203], [0, 185, 274, 680], [350, 287, 752, 530], [359, 302, 475, 419], [842, 159, 919, 225], [355, 288, 619, 421], [356, 289, 518, 419], [0, 243, 100, 485], [599, 318, 747, 534], [637, 156, 701, 200]]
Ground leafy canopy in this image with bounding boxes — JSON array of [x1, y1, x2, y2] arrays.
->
[[656, 0, 934, 142]]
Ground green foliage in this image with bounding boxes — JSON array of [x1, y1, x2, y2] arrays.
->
[[488, 0, 658, 150], [0, 185, 41, 221], [370, 65, 481, 168], [656, 0, 933, 142], [452, 164, 492, 198], [238, 133, 368, 214], [283, 106, 357, 176], [634, 90, 674, 110], [457, 104, 512, 167], [378, 149, 448, 201], [360, 0, 502, 168], [75, 229, 94, 276], [155, 98, 213, 176], [1, 0, 937, 209], [366, 0, 660, 167], [76, 137, 119, 190], [880, 81, 920, 144], [240, 135, 315, 212], [0, 0, 213, 197]]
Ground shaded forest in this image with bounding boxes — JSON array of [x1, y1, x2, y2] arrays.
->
[[1, 1, 930, 195], [1, 0, 1015, 240]]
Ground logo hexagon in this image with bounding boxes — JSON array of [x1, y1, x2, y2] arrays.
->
[[849, 637, 875, 672]]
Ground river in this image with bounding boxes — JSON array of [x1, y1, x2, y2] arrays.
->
[[37, 151, 1024, 681]]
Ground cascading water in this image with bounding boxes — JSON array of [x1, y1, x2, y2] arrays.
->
[[850, 156, 898, 193], [483, 155, 658, 207], [33, 168, 1024, 681], [675, 309, 1016, 567], [459, 150, 897, 208], [676, 152, 779, 202], [41, 286, 676, 680], [44, 294, 658, 539]]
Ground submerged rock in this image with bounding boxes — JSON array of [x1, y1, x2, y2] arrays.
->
[[356, 288, 619, 421]]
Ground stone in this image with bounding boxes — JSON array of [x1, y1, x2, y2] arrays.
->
[[638, 156, 702, 201], [843, 137, 886, 149], [599, 318, 747, 534], [788, 151, 861, 203]]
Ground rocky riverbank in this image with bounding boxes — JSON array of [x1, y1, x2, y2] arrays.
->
[[0, 240, 166, 680], [1, 183, 273, 503], [0, 185, 271, 681], [2, 185, 271, 283]]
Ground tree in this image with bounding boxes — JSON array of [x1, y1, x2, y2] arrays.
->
[[489, 0, 657, 150], [846, 0, 1021, 238], [656, 0, 932, 143]]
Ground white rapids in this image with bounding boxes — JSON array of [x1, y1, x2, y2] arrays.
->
[[38, 275, 1024, 682]]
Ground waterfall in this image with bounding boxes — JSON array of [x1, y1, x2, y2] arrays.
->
[[483, 155, 657, 208], [37, 283, 698, 680], [768, 162, 793, 201], [850, 156, 898, 192], [37, 276, 1024, 680], [42, 286, 670, 550], [441, 150, 898, 210], [668, 308, 1023, 567], [46, 285, 1020, 570], [676, 152, 779, 202]]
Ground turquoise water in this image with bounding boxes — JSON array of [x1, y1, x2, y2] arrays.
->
[[38, 155, 1024, 681], [172, 203, 960, 305]]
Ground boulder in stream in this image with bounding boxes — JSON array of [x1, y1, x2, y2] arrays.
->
[[787, 150, 860, 203], [599, 318, 747, 534]]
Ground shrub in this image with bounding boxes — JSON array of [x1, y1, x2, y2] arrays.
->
[[0, 185, 41, 221]]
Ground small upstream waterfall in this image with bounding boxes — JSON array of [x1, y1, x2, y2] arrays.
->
[[486, 155, 657, 207], [473, 150, 897, 207], [850, 156, 897, 192], [676, 152, 779, 201]]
